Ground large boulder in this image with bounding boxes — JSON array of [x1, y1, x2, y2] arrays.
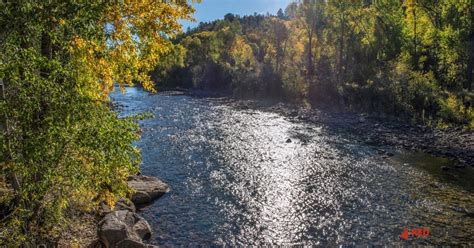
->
[[128, 175, 170, 206], [98, 210, 152, 248], [116, 239, 149, 248]]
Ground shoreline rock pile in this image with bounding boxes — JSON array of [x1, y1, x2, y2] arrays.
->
[[98, 175, 170, 248]]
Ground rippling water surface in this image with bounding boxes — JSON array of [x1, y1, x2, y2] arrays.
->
[[111, 87, 474, 246]]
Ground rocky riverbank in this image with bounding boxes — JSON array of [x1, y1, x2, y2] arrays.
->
[[60, 175, 169, 248], [97, 175, 169, 248], [232, 100, 473, 168], [149, 90, 473, 167]]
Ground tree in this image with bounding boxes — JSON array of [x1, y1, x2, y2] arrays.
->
[[264, 18, 289, 73], [285, 2, 299, 19], [299, 0, 326, 78], [0, 0, 194, 244], [225, 13, 236, 22], [156, 0, 473, 127], [229, 35, 259, 97], [277, 8, 286, 19]]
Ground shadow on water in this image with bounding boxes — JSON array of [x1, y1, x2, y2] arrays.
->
[[393, 152, 474, 193]]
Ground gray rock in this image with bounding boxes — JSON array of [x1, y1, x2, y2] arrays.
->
[[99, 210, 152, 248], [98, 213, 130, 247], [286, 138, 292, 143], [128, 175, 170, 205], [116, 239, 148, 248], [134, 218, 152, 240], [99, 202, 113, 217], [131, 191, 152, 205]]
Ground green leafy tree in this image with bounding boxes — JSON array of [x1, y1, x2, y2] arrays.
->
[[0, 0, 194, 245]]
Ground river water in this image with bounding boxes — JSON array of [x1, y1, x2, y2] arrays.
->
[[111, 87, 474, 246]]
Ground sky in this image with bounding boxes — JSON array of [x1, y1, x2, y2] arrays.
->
[[181, 0, 294, 30]]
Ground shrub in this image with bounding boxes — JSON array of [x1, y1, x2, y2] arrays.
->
[[438, 94, 474, 127]]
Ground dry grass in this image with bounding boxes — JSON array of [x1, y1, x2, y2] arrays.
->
[[57, 212, 101, 248], [1, 175, 100, 247]]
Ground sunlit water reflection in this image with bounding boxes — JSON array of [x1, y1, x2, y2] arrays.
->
[[111, 87, 474, 246]]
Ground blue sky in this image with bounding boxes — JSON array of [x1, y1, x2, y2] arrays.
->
[[181, 0, 294, 30]]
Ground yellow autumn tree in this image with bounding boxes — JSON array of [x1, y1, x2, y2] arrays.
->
[[0, 0, 196, 245], [71, 0, 197, 97], [229, 35, 259, 97]]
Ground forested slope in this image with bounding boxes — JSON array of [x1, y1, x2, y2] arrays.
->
[[154, 0, 474, 128]]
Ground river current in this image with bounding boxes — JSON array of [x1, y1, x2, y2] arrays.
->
[[111, 87, 474, 246]]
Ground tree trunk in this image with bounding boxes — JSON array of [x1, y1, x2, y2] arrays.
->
[[276, 39, 281, 73], [413, 6, 418, 70], [465, 30, 473, 91], [338, 12, 345, 84], [41, 32, 52, 58], [1, 79, 20, 192], [307, 30, 315, 78]]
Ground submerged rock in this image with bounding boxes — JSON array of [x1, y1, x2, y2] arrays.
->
[[98, 210, 152, 248], [128, 175, 170, 206]]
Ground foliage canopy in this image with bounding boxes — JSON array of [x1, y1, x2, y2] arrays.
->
[[156, 0, 473, 128], [0, 0, 194, 245]]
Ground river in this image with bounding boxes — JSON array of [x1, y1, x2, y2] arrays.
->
[[111, 87, 474, 246]]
